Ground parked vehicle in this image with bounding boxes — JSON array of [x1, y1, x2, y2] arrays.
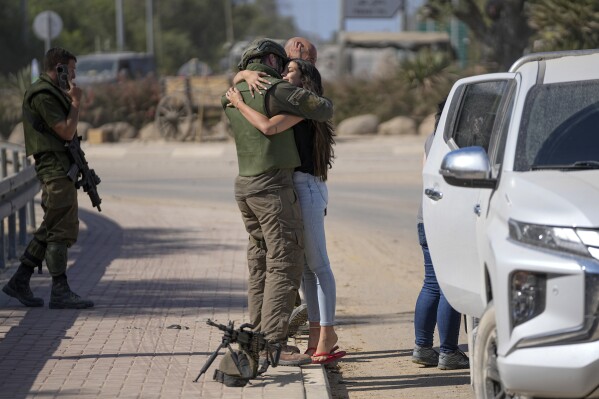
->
[[75, 52, 156, 86], [422, 49, 599, 398]]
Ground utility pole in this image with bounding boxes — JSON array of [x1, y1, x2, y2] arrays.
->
[[224, 0, 234, 46], [337, 0, 346, 76], [146, 0, 154, 54], [116, 0, 124, 51], [400, 0, 408, 31]]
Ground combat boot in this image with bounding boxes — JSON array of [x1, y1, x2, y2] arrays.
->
[[2, 264, 44, 307], [49, 274, 94, 309], [45, 242, 94, 309]]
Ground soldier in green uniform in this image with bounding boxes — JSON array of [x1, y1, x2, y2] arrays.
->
[[222, 38, 333, 366], [2, 47, 94, 309]]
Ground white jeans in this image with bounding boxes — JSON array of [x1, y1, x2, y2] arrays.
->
[[293, 171, 336, 326]]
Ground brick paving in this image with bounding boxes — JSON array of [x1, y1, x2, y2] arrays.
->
[[0, 198, 329, 399]]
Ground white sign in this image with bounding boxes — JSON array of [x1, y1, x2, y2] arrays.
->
[[33, 10, 63, 41], [344, 0, 402, 18]]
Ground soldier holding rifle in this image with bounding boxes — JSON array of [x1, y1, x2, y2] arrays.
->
[[2, 47, 99, 309]]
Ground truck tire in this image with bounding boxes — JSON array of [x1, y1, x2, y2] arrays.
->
[[473, 302, 509, 398]]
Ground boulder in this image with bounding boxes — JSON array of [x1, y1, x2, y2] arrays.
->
[[138, 122, 163, 142], [77, 121, 92, 141], [336, 114, 379, 136], [8, 123, 24, 145], [418, 113, 437, 136], [98, 122, 137, 142], [9, 120, 94, 145], [377, 116, 417, 136]]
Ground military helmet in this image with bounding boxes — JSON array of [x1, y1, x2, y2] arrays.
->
[[238, 38, 288, 70]]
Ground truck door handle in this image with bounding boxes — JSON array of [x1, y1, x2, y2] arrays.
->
[[474, 204, 481, 216], [425, 188, 443, 201]]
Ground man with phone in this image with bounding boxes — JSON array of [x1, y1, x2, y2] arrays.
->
[[2, 47, 94, 309]]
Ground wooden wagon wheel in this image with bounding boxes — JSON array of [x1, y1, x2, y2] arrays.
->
[[155, 94, 193, 140]]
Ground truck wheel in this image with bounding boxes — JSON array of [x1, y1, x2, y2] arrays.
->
[[473, 303, 509, 398]]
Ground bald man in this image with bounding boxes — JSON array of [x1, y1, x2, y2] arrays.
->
[[284, 37, 317, 65], [233, 37, 318, 96]]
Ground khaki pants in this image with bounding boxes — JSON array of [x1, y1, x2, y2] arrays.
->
[[20, 176, 79, 276], [235, 169, 304, 343]]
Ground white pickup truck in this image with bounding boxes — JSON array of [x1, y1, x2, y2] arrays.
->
[[422, 49, 599, 398]]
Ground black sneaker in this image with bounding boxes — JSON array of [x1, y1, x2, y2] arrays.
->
[[287, 304, 308, 337], [412, 345, 439, 367], [438, 350, 469, 370]]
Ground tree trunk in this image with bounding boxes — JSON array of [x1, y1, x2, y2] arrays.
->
[[453, 0, 533, 71]]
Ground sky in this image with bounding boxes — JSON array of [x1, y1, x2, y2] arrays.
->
[[277, 0, 424, 43]]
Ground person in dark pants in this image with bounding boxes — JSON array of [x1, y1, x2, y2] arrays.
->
[[222, 38, 333, 366], [2, 47, 94, 309], [226, 58, 345, 365], [412, 101, 468, 369], [233, 37, 319, 337]]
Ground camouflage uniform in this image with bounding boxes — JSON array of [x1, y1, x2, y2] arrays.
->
[[21, 74, 79, 275], [223, 61, 333, 344], [2, 70, 93, 309]]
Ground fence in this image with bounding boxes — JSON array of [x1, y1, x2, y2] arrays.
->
[[0, 143, 40, 269]]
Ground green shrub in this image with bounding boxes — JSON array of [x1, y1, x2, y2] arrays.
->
[[0, 66, 31, 139], [325, 50, 462, 128]]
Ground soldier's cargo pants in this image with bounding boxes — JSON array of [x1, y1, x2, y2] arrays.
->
[[20, 176, 79, 276], [234, 168, 304, 344]]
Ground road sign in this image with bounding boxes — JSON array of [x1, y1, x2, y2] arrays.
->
[[33, 10, 63, 52], [33, 10, 63, 40], [344, 0, 403, 18]]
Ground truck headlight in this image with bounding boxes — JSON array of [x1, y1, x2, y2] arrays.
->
[[510, 271, 546, 327], [508, 219, 592, 257]]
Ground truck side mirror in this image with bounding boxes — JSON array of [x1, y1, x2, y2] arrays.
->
[[440, 146, 497, 189]]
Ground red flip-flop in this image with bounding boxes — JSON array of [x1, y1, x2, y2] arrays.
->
[[305, 345, 339, 355], [312, 350, 347, 365]]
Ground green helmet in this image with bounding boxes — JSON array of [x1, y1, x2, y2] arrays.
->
[[238, 38, 288, 71]]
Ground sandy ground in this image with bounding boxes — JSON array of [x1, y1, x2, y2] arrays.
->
[[313, 136, 475, 399]]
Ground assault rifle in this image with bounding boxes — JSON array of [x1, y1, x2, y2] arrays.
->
[[55, 64, 102, 212], [66, 136, 102, 212], [193, 319, 281, 383]]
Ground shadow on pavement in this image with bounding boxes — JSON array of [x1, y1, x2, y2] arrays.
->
[[329, 349, 470, 394], [0, 208, 248, 398], [336, 311, 414, 327], [343, 371, 470, 392]]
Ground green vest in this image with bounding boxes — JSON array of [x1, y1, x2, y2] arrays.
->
[[224, 65, 300, 177], [22, 75, 70, 157]]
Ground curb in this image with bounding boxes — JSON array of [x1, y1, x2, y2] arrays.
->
[[303, 364, 332, 399]]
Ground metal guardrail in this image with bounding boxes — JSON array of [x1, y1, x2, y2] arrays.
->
[[0, 143, 40, 269]]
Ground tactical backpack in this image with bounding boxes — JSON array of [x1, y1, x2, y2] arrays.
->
[[213, 347, 258, 387]]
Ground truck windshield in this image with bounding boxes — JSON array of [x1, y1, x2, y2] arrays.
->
[[515, 80, 599, 171]]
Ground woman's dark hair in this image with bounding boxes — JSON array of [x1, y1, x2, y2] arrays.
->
[[44, 47, 76, 72], [289, 58, 335, 181]]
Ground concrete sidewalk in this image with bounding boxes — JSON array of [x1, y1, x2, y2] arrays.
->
[[0, 197, 330, 399]]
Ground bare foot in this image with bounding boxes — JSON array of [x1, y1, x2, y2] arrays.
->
[[305, 322, 321, 355], [313, 327, 338, 361]]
